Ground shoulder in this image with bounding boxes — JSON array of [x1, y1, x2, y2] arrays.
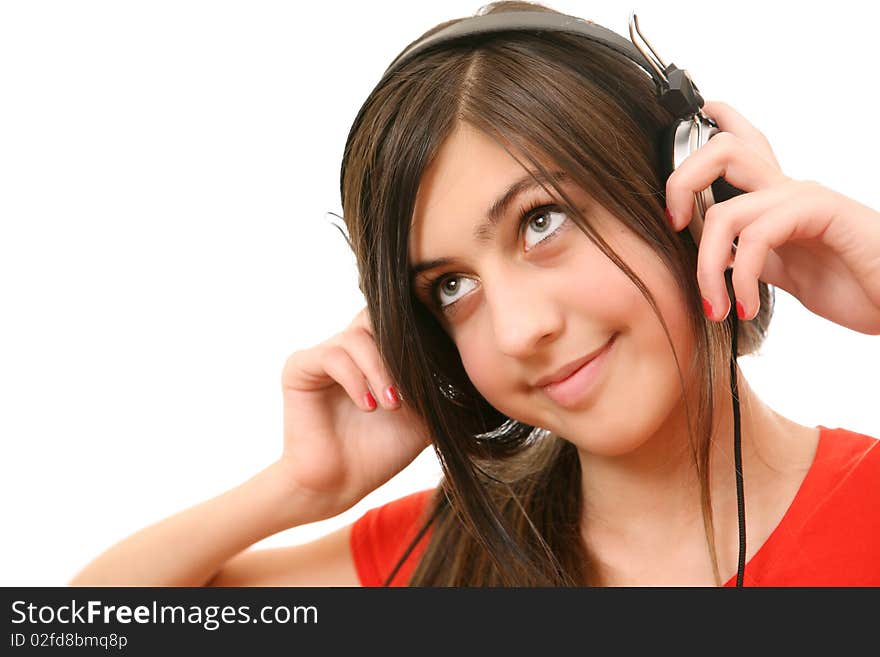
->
[[349, 487, 439, 586], [802, 425, 879, 506], [728, 425, 880, 586], [814, 424, 880, 474], [780, 425, 880, 582], [353, 488, 437, 541]]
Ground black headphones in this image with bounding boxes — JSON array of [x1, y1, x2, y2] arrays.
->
[[370, 8, 747, 587]]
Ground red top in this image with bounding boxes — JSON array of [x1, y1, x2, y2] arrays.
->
[[349, 425, 880, 586]]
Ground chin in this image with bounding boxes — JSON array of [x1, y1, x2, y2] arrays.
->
[[567, 433, 651, 458], [554, 410, 659, 458]]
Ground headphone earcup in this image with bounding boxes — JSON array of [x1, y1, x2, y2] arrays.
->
[[660, 116, 747, 253], [657, 120, 680, 188], [659, 118, 705, 246]]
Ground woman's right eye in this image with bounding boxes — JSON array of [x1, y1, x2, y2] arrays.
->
[[432, 274, 477, 311]]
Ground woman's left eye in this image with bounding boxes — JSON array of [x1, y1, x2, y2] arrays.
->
[[519, 205, 569, 252]]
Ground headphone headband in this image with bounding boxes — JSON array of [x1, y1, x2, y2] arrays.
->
[[378, 10, 705, 120], [384, 11, 653, 80]]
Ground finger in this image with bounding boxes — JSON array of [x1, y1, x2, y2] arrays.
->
[[282, 344, 380, 411], [696, 185, 797, 318], [343, 326, 401, 410], [727, 195, 827, 321], [700, 100, 781, 170], [666, 131, 789, 231], [320, 345, 382, 412]]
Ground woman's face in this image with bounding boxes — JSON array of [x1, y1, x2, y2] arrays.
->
[[408, 122, 696, 456]]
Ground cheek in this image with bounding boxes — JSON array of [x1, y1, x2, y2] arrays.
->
[[577, 261, 641, 324], [457, 332, 506, 405], [621, 252, 695, 386], [601, 231, 693, 351]]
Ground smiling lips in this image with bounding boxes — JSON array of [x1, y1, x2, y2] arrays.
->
[[534, 334, 617, 388]]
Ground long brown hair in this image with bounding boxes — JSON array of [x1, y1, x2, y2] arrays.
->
[[338, 0, 773, 586]]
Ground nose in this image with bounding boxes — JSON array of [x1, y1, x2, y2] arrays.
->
[[483, 266, 564, 358]]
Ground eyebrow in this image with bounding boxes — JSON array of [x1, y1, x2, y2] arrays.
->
[[409, 169, 569, 279]]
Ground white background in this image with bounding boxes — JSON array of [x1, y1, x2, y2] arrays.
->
[[1, 0, 877, 586]]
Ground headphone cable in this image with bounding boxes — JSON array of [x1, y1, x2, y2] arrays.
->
[[726, 266, 746, 587]]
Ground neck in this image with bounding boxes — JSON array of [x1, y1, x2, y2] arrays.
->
[[577, 365, 797, 551]]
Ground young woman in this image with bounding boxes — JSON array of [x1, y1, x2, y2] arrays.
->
[[69, 1, 880, 587]]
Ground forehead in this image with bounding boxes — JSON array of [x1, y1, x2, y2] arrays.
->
[[413, 124, 520, 220], [409, 124, 542, 262]]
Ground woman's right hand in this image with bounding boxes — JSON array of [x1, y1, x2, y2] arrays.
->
[[277, 306, 434, 522]]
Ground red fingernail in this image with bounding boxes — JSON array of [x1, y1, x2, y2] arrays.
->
[[385, 386, 399, 405], [364, 392, 377, 410], [736, 299, 746, 320], [665, 206, 676, 228], [702, 297, 714, 320]]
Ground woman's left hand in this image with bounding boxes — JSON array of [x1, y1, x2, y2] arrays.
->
[[665, 100, 880, 335]]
